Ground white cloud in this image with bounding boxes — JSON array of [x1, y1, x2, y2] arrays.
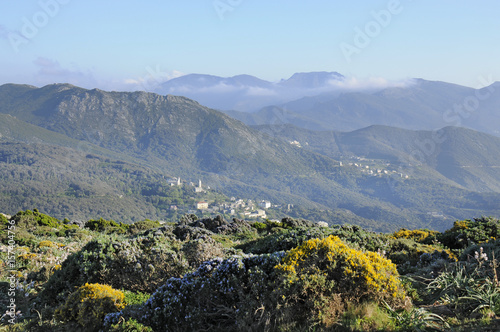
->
[[122, 68, 185, 92], [326, 76, 417, 90], [164, 82, 245, 95], [245, 86, 277, 96], [196, 83, 243, 94]]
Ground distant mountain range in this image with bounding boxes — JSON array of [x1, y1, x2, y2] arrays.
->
[[154, 72, 345, 112], [0, 83, 499, 231], [227, 79, 500, 137], [153, 71, 500, 137]]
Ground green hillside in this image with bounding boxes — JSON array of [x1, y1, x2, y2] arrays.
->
[[255, 124, 500, 193], [1, 84, 499, 231]]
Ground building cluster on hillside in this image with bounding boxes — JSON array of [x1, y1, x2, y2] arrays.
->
[[193, 198, 275, 219], [167, 176, 278, 220], [167, 178, 210, 192], [342, 157, 409, 179]]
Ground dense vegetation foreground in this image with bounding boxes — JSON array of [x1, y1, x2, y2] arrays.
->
[[2, 211, 500, 331]]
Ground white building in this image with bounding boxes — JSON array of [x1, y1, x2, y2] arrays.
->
[[248, 210, 267, 219], [194, 179, 204, 193], [196, 201, 208, 210], [259, 200, 271, 209]]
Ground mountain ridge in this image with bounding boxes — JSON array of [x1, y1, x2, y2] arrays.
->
[[1, 83, 499, 231], [229, 79, 500, 136]]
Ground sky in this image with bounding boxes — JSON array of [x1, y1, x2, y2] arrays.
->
[[1, 0, 499, 91]]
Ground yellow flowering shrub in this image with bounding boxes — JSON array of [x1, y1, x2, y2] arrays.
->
[[38, 240, 55, 248], [392, 229, 438, 243], [19, 253, 37, 260], [55, 283, 125, 331], [451, 220, 469, 231], [276, 235, 405, 300]]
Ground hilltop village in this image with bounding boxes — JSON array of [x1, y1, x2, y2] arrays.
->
[[165, 178, 285, 220]]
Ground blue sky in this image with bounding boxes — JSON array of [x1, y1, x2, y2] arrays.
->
[[1, 0, 499, 90]]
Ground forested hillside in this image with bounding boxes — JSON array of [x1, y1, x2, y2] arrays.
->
[[1, 84, 499, 231]]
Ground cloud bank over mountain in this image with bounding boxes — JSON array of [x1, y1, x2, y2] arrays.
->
[[149, 71, 416, 112]]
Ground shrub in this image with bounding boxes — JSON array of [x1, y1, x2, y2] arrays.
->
[[280, 217, 316, 228], [64, 227, 92, 241], [274, 235, 407, 328], [386, 237, 454, 268], [0, 213, 8, 225], [239, 227, 335, 254], [424, 260, 500, 318], [251, 221, 268, 232], [392, 228, 439, 244], [182, 236, 225, 267], [40, 233, 189, 306], [460, 240, 500, 262], [85, 218, 129, 233], [109, 318, 153, 332], [107, 253, 285, 331], [9, 228, 36, 246], [440, 217, 500, 249], [127, 219, 160, 235], [55, 283, 125, 331], [341, 302, 395, 331], [38, 240, 55, 248], [277, 235, 405, 299], [122, 290, 150, 306], [11, 209, 61, 229]]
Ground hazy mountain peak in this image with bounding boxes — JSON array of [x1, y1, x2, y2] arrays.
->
[[279, 71, 344, 88], [156, 71, 347, 112]]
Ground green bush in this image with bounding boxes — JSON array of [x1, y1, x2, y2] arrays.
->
[[123, 290, 150, 306], [274, 235, 407, 328], [85, 218, 129, 233], [460, 240, 500, 262], [107, 236, 408, 331], [0, 213, 8, 225], [386, 237, 454, 268], [127, 219, 160, 235], [251, 221, 267, 232], [182, 236, 225, 267], [40, 232, 189, 306], [391, 228, 439, 245], [55, 283, 125, 331], [341, 302, 395, 331], [10, 209, 62, 229], [109, 318, 153, 332], [439, 217, 500, 250], [239, 227, 335, 254], [107, 253, 285, 331], [64, 227, 92, 240]]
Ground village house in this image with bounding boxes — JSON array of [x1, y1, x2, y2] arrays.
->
[[195, 201, 208, 210], [259, 200, 271, 209]]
